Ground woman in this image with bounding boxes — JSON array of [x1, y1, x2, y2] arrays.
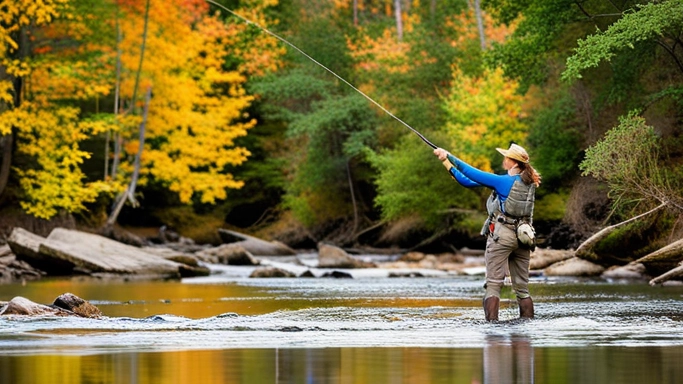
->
[[433, 144, 541, 321]]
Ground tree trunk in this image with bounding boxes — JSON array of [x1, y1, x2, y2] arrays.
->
[[394, 0, 403, 41], [575, 202, 668, 260], [430, 0, 436, 23], [0, 133, 13, 197], [473, 0, 486, 50], [346, 159, 358, 235], [106, 86, 151, 227], [353, 0, 358, 26]]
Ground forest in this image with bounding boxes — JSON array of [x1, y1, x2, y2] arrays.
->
[[1, 0, 682, 260]]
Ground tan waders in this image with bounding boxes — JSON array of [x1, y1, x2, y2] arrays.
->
[[483, 220, 534, 321]]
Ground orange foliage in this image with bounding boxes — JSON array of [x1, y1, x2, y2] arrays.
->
[[443, 7, 515, 49], [1, 0, 284, 217]]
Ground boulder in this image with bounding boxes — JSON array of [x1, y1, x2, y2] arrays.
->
[[249, 267, 296, 278], [195, 244, 260, 265], [218, 229, 297, 256], [8, 227, 73, 275], [53, 293, 103, 318], [41, 228, 183, 277], [544, 257, 605, 277], [530, 248, 575, 270], [8, 227, 188, 278], [317, 243, 376, 269], [399, 252, 426, 262], [602, 263, 649, 280], [0, 296, 74, 317]]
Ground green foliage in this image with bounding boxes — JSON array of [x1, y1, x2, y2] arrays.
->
[[563, 0, 683, 81], [526, 91, 582, 188], [368, 135, 482, 228], [533, 191, 568, 221], [254, 61, 378, 226], [485, 0, 579, 91], [579, 111, 675, 211]]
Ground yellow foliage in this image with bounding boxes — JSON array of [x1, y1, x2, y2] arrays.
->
[[443, 66, 530, 172], [6, 104, 115, 219], [0, 0, 283, 218], [107, 0, 279, 204]]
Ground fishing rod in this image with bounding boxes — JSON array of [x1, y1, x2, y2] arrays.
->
[[205, 0, 438, 150]]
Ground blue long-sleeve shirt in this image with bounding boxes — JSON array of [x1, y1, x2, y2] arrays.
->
[[446, 154, 520, 205]]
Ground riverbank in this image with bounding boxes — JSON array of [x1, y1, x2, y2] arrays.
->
[[0, 225, 649, 286]]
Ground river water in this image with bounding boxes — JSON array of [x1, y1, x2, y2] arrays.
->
[[1, 260, 682, 383]]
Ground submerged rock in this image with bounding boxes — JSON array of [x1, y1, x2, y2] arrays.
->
[[249, 267, 296, 278], [0, 293, 103, 318], [0, 296, 74, 317], [53, 293, 103, 318], [321, 270, 353, 278]]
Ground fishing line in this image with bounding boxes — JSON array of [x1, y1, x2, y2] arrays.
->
[[205, 0, 438, 150]]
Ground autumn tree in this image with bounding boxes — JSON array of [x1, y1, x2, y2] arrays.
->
[[0, 0, 283, 221], [0, 0, 115, 219]]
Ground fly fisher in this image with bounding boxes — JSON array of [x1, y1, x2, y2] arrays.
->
[[434, 144, 541, 322]]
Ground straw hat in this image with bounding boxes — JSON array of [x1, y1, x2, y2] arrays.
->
[[496, 143, 529, 164]]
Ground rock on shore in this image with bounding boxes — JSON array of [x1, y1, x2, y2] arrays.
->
[[7, 227, 207, 279]]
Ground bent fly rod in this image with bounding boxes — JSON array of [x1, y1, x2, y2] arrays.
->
[[205, 0, 438, 150]]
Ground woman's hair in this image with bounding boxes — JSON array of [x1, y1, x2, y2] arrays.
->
[[518, 162, 542, 187]]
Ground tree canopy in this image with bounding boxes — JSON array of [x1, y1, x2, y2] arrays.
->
[[0, 0, 681, 248]]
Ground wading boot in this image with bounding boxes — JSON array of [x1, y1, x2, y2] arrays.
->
[[518, 297, 534, 320], [483, 296, 500, 322]]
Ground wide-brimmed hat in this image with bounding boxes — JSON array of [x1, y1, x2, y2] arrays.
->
[[496, 143, 529, 164]]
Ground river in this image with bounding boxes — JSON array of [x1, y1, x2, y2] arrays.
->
[[1, 261, 682, 383]]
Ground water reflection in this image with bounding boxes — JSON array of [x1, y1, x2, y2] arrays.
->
[[2, 275, 683, 383], [483, 334, 533, 384]]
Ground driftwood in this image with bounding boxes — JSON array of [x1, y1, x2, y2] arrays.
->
[[218, 228, 297, 256], [649, 262, 683, 286], [642, 238, 683, 285], [575, 202, 667, 262]]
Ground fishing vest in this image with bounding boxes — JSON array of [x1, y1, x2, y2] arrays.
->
[[482, 178, 536, 248], [485, 179, 535, 222]]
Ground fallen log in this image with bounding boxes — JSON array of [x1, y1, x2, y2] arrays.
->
[[639, 238, 683, 285], [218, 228, 297, 256], [575, 202, 667, 263], [649, 261, 683, 286]]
